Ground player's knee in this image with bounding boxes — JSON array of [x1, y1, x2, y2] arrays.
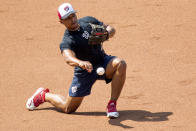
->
[[115, 59, 127, 72], [63, 106, 75, 114], [63, 104, 81, 114], [119, 60, 127, 69]]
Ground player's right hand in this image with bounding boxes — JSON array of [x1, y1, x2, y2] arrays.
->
[[78, 61, 93, 73]]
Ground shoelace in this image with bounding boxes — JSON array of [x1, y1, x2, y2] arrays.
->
[[34, 92, 44, 107], [107, 103, 117, 112]]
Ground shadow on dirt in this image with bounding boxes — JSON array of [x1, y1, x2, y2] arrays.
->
[[108, 110, 172, 128], [35, 108, 173, 129], [75, 110, 173, 128]]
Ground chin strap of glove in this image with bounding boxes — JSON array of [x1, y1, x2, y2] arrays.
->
[[88, 23, 109, 45]]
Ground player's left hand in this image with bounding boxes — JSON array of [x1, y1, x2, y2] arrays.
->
[[88, 23, 109, 45]]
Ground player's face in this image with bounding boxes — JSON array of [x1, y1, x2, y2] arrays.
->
[[60, 13, 79, 31]]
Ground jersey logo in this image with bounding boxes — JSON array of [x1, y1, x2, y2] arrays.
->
[[82, 31, 89, 39], [72, 86, 78, 94]]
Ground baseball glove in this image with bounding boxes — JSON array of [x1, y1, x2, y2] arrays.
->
[[88, 23, 109, 45]]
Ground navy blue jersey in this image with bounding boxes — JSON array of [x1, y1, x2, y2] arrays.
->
[[60, 16, 106, 68]]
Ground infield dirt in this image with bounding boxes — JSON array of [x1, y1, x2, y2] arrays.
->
[[0, 0, 196, 131]]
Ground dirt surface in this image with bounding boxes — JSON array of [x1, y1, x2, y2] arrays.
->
[[0, 0, 196, 130]]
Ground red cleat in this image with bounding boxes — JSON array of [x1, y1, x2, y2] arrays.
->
[[106, 100, 119, 119], [26, 88, 49, 110]]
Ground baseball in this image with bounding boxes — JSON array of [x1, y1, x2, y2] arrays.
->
[[96, 67, 105, 75]]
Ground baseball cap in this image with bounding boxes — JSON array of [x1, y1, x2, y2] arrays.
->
[[57, 3, 76, 20]]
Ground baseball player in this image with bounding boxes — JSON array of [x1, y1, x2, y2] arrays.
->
[[26, 3, 126, 119]]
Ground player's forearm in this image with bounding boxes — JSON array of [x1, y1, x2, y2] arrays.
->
[[62, 50, 81, 67], [65, 57, 81, 67], [65, 57, 93, 73]]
